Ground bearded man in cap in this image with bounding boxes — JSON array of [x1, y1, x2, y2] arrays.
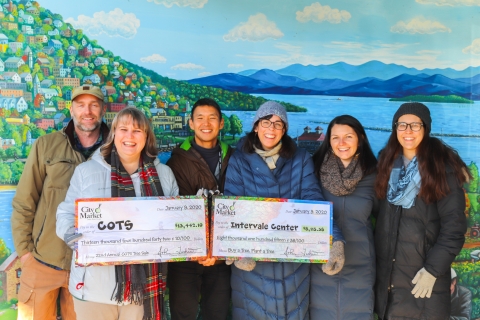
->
[[11, 85, 109, 320]]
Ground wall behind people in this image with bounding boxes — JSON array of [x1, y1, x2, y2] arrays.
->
[[0, 0, 479, 318]]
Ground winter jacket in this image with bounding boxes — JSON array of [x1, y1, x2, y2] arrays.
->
[[224, 138, 343, 320], [11, 121, 109, 270], [166, 136, 232, 195], [310, 173, 377, 320], [56, 149, 179, 304], [450, 285, 472, 320], [374, 168, 466, 320]]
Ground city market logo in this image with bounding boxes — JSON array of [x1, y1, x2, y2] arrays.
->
[[80, 204, 102, 219], [216, 202, 236, 216]]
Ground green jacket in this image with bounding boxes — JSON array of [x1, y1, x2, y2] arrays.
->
[[166, 136, 232, 196], [11, 121, 109, 270]]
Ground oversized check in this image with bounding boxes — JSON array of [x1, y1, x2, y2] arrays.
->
[[211, 197, 332, 263], [75, 196, 208, 266]]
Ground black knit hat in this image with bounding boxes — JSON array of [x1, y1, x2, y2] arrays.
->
[[392, 102, 432, 133]]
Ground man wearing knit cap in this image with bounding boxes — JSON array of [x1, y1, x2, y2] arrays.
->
[[11, 85, 109, 320]]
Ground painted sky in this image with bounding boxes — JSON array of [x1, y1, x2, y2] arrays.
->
[[38, 0, 480, 80]]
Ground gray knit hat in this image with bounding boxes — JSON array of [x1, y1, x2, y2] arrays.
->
[[392, 102, 432, 133], [253, 101, 288, 130]]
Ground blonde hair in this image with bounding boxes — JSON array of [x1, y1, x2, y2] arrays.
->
[[100, 107, 158, 158]]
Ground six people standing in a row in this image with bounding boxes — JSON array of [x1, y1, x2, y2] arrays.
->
[[11, 86, 469, 320]]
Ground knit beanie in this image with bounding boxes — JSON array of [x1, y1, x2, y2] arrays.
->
[[392, 102, 432, 133], [253, 101, 288, 130]]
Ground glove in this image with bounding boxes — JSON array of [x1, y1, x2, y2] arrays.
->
[[196, 188, 222, 197], [322, 241, 345, 275], [233, 258, 256, 271], [411, 267, 436, 298], [64, 226, 83, 250], [196, 188, 207, 197]]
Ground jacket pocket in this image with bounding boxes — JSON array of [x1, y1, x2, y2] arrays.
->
[[44, 157, 75, 190], [18, 281, 35, 304]]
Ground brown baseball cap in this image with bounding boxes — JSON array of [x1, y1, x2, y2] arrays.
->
[[71, 85, 104, 101]]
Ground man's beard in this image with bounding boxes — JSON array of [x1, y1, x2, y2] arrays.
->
[[72, 116, 102, 132]]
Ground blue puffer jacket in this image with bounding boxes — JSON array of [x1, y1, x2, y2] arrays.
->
[[224, 139, 343, 320]]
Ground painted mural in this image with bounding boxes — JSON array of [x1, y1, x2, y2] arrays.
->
[[0, 0, 479, 318]]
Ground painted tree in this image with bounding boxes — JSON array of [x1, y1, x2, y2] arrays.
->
[[229, 114, 243, 139], [0, 238, 10, 266], [220, 113, 231, 140], [10, 160, 25, 183], [0, 162, 12, 183]]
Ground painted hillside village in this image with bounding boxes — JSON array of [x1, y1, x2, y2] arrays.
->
[[0, 0, 319, 188]]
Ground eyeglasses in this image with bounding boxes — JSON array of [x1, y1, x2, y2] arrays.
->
[[395, 122, 423, 132], [260, 119, 284, 130]]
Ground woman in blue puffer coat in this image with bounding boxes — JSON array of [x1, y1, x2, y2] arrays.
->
[[224, 101, 345, 320]]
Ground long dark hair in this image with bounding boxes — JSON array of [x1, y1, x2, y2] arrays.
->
[[242, 115, 296, 158], [313, 115, 377, 177], [375, 128, 471, 204]]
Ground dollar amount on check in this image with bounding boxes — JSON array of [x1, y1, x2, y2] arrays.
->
[[211, 197, 332, 263], [75, 196, 207, 266]]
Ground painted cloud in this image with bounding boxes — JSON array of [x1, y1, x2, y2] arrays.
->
[[296, 2, 351, 24], [223, 13, 284, 42], [66, 8, 140, 39], [463, 38, 480, 54], [171, 63, 205, 70], [390, 16, 451, 34], [140, 54, 167, 63], [147, 0, 208, 8], [416, 0, 480, 6]]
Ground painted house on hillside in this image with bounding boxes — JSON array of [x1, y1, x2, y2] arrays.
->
[[48, 39, 62, 50], [0, 252, 21, 302], [83, 74, 101, 84], [67, 45, 77, 56], [5, 57, 24, 70], [2, 72, 20, 83], [0, 96, 28, 112], [94, 57, 109, 66], [9, 42, 23, 52]]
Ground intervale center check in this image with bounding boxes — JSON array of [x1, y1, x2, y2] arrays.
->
[[74, 196, 332, 266]]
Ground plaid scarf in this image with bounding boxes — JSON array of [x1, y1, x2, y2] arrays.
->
[[108, 146, 166, 320]]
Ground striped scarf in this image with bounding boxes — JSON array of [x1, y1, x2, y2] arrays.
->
[[109, 146, 166, 320]]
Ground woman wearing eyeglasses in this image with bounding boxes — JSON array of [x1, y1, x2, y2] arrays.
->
[[374, 102, 470, 319], [224, 101, 345, 319]]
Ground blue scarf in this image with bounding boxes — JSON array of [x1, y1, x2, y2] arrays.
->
[[387, 156, 421, 209]]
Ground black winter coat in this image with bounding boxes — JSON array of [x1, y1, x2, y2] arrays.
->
[[375, 168, 466, 320], [310, 173, 377, 320]]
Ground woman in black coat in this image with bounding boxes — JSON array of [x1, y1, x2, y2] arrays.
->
[[374, 102, 470, 319], [311, 115, 378, 320]]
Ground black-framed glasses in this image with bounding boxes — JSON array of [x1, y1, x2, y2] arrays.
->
[[260, 119, 285, 130], [395, 122, 423, 132]]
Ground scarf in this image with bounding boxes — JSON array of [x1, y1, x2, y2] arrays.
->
[[109, 146, 166, 320], [254, 142, 282, 170], [320, 152, 363, 196], [387, 155, 421, 209]]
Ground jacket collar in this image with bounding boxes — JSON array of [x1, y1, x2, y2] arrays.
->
[[62, 120, 110, 152], [180, 136, 229, 160]]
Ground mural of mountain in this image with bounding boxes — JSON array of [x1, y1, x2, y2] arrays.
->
[[189, 68, 480, 100], [274, 60, 480, 81]]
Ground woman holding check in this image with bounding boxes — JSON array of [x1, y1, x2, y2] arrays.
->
[[56, 107, 178, 320], [224, 101, 345, 319]]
